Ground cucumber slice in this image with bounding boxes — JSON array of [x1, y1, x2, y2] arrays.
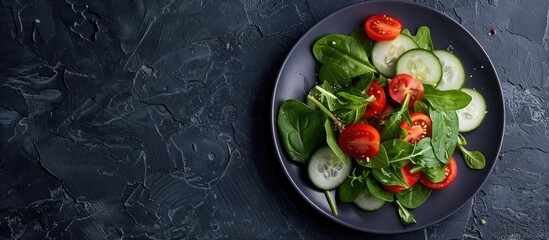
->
[[396, 49, 442, 85], [456, 88, 487, 132], [353, 187, 386, 211], [434, 50, 466, 90], [307, 146, 351, 190], [372, 34, 418, 77]]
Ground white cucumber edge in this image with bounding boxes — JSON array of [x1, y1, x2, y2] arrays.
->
[[457, 88, 487, 132], [372, 34, 418, 77], [307, 146, 352, 190], [434, 50, 466, 90], [395, 49, 442, 85]]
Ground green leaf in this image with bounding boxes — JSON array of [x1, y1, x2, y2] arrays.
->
[[422, 163, 446, 183], [366, 176, 394, 202], [423, 85, 472, 111], [334, 104, 366, 125], [430, 109, 459, 164], [372, 165, 408, 188], [459, 145, 486, 169], [324, 119, 346, 164], [382, 139, 414, 168], [351, 28, 373, 57], [402, 26, 434, 51], [356, 72, 374, 92], [338, 175, 368, 202], [413, 100, 430, 115], [375, 74, 389, 88], [313, 34, 377, 77], [413, 138, 439, 168], [396, 184, 432, 209], [396, 200, 417, 225], [356, 144, 389, 168], [380, 94, 411, 141], [277, 100, 326, 163], [319, 63, 352, 91]]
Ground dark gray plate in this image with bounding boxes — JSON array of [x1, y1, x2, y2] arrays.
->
[[270, 0, 504, 234]]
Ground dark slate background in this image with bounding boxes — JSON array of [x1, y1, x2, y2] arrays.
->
[[0, 0, 547, 239]]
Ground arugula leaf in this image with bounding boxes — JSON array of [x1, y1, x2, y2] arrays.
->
[[356, 144, 389, 168], [312, 34, 377, 77], [318, 63, 352, 91], [396, 200, 417, 225], [380, 94, 411, 141], [396, 184, 432, 209], [277, 100, 326, 163], [423, 85, 472, 111], [338, 175, 368, 202], [430, 108, 459, 164], [324, 119, 346, 164], [402, 26, 434, 51], [366, 176, 394, 202]]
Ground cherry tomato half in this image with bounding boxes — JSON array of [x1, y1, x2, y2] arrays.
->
[[388, 73, 424, 108], [383, 163, 421, 192], [400, 113, 432, 143], [362, 81, 387, 119], [338, 123, 380, 159], [364, 14, 402, 41], [420, 156, 458, 190]]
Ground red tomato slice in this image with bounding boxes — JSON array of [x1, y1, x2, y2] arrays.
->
[[383, 163, 421, 192], [338, 123, 380, 159], [364, 14, 402, 41], [362, 81, 387, 119], [420, 156, 458, 190], [400, 113, 432, 143], [388, 74, 424, 108]]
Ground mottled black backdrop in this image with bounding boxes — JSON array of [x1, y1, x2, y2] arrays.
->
[[0, 0, 547, 239]]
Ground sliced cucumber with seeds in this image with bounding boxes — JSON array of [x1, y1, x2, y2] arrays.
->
[[456, 88, 487, 132], [372, 34, 418, 77], [307, 146, 352, 190], [396, 49, 442, 85], [353, 187, 386, 211], [434, 50, 465, 90]]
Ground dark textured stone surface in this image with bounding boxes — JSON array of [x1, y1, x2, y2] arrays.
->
[[0, 0, 547, 239]]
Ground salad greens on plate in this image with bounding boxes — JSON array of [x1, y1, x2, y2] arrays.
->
[[276, 14, 488, 225]]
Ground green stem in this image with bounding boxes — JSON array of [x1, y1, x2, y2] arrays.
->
[[307, 95, 339, 123], [315, 85, 338, 100], [410, 165, 423, 174], [325, 190, 338, 216]]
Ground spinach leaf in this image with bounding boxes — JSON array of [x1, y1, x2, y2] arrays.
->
[[357, 144, 389, 168], [312, 34, 377, 77], [413, 100, 430, 115], [333, 88, 375, 125], [319, 63, 352, 91], [396, 200, 417, 225], [423, 85, 472, 111], [366, 176, 394, 202], [351, 28, 373, 57], [372, 165, 408, 188], [325, 119, 346, 164], [422, 163, 446, 183], [356, 72, 374, 92], [375, 73, 389, 87], [412, 138, 439, 168], [380, 94, 411, 141], [396, 184, 432, 209], [339, 175, 368, 202], [277, 100, 326, 163], [430, 109, 459, 164], [382, 139, 414, 168], [457, 134, 486, 169], [402, 26, 434, 51]]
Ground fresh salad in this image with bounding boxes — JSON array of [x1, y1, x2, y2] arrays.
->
[[277, 14, 488, 225]]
